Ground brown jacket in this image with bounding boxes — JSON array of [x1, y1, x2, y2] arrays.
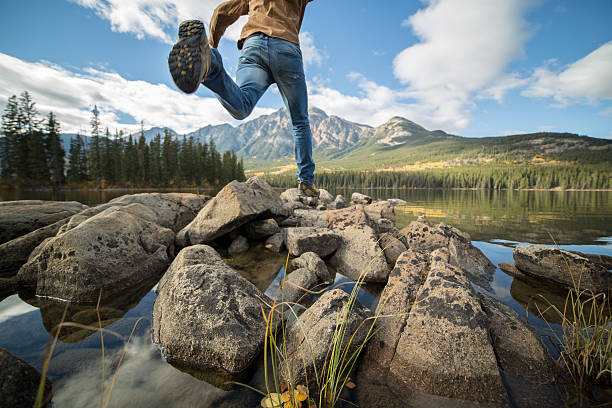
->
[[209, 0, 313, 49]]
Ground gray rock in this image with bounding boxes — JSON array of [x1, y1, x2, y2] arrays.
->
[[290, 252, 331, 283], [365, 201, 395, 224], [388, 260, 508, 404], [326, 205, 371, 230], [0, 200, 88, 244], [17, 203, 174, 302], [379, 232, 408, 268], [514, 244, 612, 293], [177, 177, 289, 246], [374, 218, 395, 235], [264, 233, 284, 253], [0, 217, 70, 277], [243, 218, 280, 240], [329, 225, 390, 282], [316, 204, 327, 211], [333, 195, 349, 209], [228, 235, 249, 256], [351, 192, 372, 205], [284, 227, 341, 258], [293, 209, 329, 227], [281, 289, 373, 387], [280, 188, 300, 203], [387, 198, 407, 207], [280, 267, 320, 304], [152, 245, 270, 374], [318, 189, 334, 205], [0, 347, 53, 407]]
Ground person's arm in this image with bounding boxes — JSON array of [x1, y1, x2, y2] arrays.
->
[[209, 0, 249, 48]]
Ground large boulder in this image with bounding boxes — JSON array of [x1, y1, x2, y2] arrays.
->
[[387, 259, 508, 404], [176, 177, 289, 246], [0, 347, 53, 407], [0, 217, 70, 277], [17, 203, 174, 302], [378, 232, 408, 268], [400, 217, 495, 289], [281, 289, 373, 387], [0, 278, 17, 301], [152, 245, 270, 374], [318, 188, 334, 205], [243, 218, 280, 240], [284, 227, 341, 258], [0, 200, 88, 244], [292, 209, 328, 227], [514, 245, 612, 293]]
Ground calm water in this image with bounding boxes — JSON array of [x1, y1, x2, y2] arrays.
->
[[0, 189, 611, 407]]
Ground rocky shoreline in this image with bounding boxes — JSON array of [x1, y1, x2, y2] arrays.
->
[[0, 177, 610, 407]]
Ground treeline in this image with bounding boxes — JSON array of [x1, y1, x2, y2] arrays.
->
[[266, 165, 611, 190], [0, 91, 246, 187]]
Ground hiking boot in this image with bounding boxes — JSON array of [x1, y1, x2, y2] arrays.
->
[[168, 20, 211, 94], [298, 182, 320, 198]]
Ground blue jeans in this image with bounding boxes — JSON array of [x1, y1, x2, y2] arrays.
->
[[202, 34, 315, 185]]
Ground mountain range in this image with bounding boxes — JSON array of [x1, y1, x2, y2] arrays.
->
[[61, 107, 612, 171]]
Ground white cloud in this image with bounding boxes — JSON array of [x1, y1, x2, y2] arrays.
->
[[0, 52, 274, 134], [299, 32, 325, 67], [69, 0, 247, 44], [522, 41, 612, 107]]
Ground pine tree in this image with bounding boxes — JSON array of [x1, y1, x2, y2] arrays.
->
[[149, 133, 162, 186], [45, 112, 65, 185], [88, 105, 102, 185], [18, 92, 48, 182], [0, 95, 20, 180]]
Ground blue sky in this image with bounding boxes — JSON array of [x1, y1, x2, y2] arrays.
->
[[0, 0, 611, 139]]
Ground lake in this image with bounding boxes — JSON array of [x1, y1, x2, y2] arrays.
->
[[1, 188, 611, 407]]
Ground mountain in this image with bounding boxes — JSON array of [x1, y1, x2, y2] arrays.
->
[[60, 107, 611, 171]]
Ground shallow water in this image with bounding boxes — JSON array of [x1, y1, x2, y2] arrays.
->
[[1, 189, 611, 407]]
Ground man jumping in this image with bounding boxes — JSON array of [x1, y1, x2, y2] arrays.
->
[[168, 0, 319, 198]]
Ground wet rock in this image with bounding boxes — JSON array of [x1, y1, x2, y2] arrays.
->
[[0, 277, 17, 301], [318, 189, 334, 205], [0, 200, 88, 244], [514, 245, 612, 293], [244, 219, 280, 240], [351, 192, 372, 205], [379, 232, 408, 268], [17, 203, 174, 302], [176, 177, 289, 247], [0, 347, 53, 407], [284, 227, 341, 258], [498, 262, 530, 280], [387, 198, 407, 207], [265, 233, 284, 253], [153, 245, 270, 374], [329, 224, 390, 282], [228, 235, 249, 256], [388, 261, 508, 405], [0, 217, 70, 277], [290, 252, 331, 283], [281, 289, 373, 387]]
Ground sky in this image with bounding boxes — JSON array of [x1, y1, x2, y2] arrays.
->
[[0, 0, 611, 139]]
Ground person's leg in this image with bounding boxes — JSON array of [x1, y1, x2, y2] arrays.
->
[[203, 36, 273, 120], [268, 38, 316, 186]]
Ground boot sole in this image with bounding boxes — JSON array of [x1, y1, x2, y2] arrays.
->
[[168, 20, 209, 94]]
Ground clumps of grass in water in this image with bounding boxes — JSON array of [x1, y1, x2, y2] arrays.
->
[[527, 240, 612, 404], [258, 242, 406, 408], [34, 290, 145, 408]]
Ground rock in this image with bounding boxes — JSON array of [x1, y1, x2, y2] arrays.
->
[[388, 260, 508, 404], [387, 198, 407, 207], [374, 218, 395, 235], [351, 192, 372, 205], [281, 289, 373, 387], [477, 292, 554, 382], [329, 225, 390, 282], [333, 195, 349, 209], [318, 189, 334, 205], [228, 235, 249, 256], [0, 217, 70, 277], [280, 268, 321, 304], [316, 204, 326, 211], [0, 347, 53, 407], [365, 201, 395, 224], [264, 233, 284, 253], [0, 277, 17, 301], [0, 200, 88, 244], [378, 232, 408, 268], [302, 196, 318, 207], [290, 252, 331, 283], [176, 177, 289, 247], [498, 262, 530, 280], [514, 245, 612, 293], [292, 209, 328, 227], [280, 188, 300, 203], [153, 245, 270, 374], [400, 217, 495, 289], [569, 251, 612, 270], [284, 227, 341, 258], [278, 215, 300, 228], [17, 203, 174, 302], [327, 205, 370, 230], [244, 219, 280, 240]]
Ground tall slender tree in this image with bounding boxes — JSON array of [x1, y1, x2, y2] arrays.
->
[[88, 105, 102, 184], [45, 112, 65, 185]]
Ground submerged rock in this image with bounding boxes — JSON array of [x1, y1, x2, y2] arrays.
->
[[17, 203, 174, 302], [176, 177, 288, 246], [284, 227, 341, 258], [0, 200, 88, 244], [228, 235, 249, 256], [514, 245, 612, 293], [0, 347, 53, 407], [153, 245, 270, 374]]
